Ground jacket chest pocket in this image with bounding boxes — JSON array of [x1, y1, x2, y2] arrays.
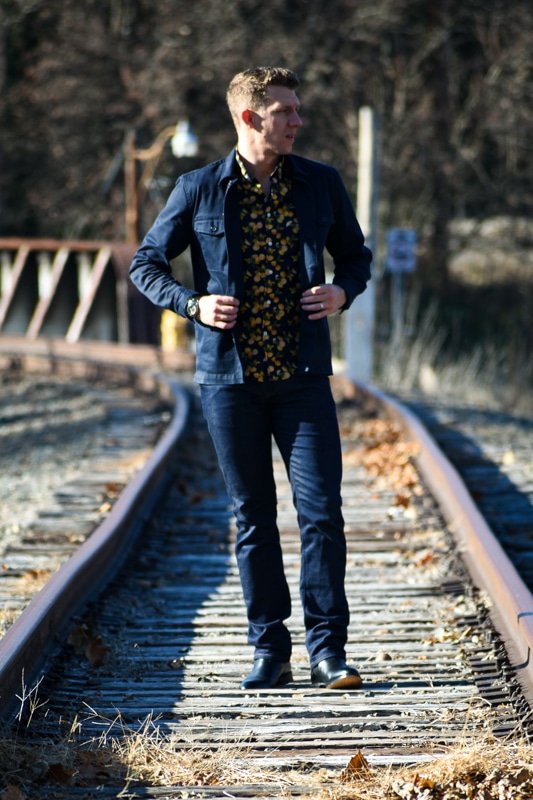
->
[[192, 217, 230, 293], [193, 217, 225, 238], [193, 217, 226, 263]]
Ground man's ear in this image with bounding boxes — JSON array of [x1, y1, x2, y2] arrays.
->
[[241, 108, 255, 127]]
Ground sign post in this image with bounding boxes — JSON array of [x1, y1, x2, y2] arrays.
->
[[386, 228, 417, 339]]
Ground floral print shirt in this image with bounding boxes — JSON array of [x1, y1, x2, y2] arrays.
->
[[235, 152, 301, 382]]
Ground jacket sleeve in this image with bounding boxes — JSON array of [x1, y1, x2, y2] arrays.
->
[[128, 176, 198, 317], [326, 168, 372, 309]]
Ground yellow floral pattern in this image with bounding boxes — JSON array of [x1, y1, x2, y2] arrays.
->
[[235, 153, 301, 382]]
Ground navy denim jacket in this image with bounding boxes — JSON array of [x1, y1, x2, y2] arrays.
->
[[129, 149, 372, 384]]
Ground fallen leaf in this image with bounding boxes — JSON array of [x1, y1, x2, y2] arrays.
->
[[75, 750, 113, 781], [413, 772, 436, 789], [85, 634, 110, 667], [68, 623, 110, 666], [68, 623, 89, 649], [416, 551, 434, 567], [508, 767, 532, 785], [375, 650, 393, 661], [44, 762, 74, 784], [14, 568, 51, 593], [340, 750, 371, 782], [1, 787, 26, 800], [394, 493, 411, 508]]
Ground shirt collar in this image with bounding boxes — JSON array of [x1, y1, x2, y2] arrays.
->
[[235, 150, 284, 186]]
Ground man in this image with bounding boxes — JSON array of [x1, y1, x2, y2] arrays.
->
[[129, 66, 372, 690]]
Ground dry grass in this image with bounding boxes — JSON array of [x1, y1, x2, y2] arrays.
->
[[0, 608, 17, 637], [1, 705, 532, 799], [373, 292, 533, 416], [0, 716, 297, 796], [90, 712, 282, 788], [302, 739, 533, 799]]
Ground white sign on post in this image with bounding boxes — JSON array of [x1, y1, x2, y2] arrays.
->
[[386, 228, 417, 273]]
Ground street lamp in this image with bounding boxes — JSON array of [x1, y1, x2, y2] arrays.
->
[[171, 120, 199, 158], [124, 120, 198, 243]]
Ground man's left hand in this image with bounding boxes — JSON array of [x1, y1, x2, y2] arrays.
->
[[301, 284, 347, 319]]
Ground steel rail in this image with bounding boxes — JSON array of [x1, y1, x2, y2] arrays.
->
[[0, 344, 191, 717], [349, 379, 533, 704]]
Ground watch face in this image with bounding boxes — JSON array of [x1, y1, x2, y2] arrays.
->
[[186, 297, 199, 319]]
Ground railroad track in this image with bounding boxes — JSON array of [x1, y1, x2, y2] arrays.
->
[[398, 396, 533, 592], [0, 340, 193, 640], [0, 367, 170, 634], [0, 340, 532, 799]]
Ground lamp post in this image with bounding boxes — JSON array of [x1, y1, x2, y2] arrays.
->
[[124, 120, 198, 243]]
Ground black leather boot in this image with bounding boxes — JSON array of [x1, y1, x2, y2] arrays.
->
[[311, 657, 362, 689], [240, 658, 293, 689]]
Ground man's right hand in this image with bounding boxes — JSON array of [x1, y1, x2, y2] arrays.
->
[[198, 295, 240, 329]]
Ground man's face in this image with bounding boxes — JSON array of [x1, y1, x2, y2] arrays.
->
[[252, 85, 303, 156]]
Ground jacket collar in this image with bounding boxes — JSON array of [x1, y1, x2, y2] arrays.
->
[[219, 149, 239, 183], [219, 149, 308, 185]]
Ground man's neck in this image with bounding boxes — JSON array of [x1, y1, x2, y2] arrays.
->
[[236, 144, 280, 185]]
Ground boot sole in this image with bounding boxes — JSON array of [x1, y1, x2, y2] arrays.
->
[[313, 673, 363, 690]]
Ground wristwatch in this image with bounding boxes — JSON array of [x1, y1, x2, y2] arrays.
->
[[185, 295, 201, 321]]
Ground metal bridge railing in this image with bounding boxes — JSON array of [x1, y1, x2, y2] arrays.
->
[[0, 238, 154, 344]]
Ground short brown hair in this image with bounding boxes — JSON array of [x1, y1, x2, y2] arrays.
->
[[226, 66, 300, 126]]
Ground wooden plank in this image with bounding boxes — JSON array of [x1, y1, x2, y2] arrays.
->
[[26, 247, 71, 338], [66, 247, 112, 342], [0, 245, 30, 329]]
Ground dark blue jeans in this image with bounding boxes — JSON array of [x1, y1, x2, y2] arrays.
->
[[199, 376, 349, 667]]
